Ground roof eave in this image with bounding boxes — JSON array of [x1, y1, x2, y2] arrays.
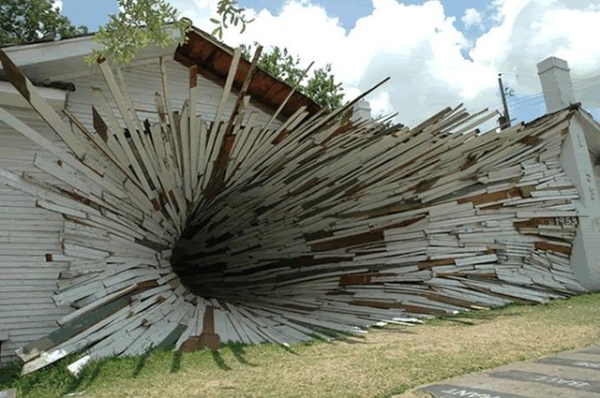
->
[[175, 27, 323, 119]]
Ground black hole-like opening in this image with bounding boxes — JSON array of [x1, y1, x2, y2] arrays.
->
[[171, 234, 227, 297], [169, 194, 269, 301]]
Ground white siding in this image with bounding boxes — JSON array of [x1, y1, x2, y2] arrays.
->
[[0, 54, 282, 364], [0, 106, 72, 364], [67, 58, 279, 132], [595, 164, 600, 198], [559, 121, 600, 290]]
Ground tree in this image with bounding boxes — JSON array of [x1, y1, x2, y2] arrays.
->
[[93, 0, 343, 108], [88, 0, 191, 64], [90, 0, 252, 64], [303, 64, 345, 110], [210, 0, 254, 40], [0, 0, 88, 46], [241, 44, 344, 110], [0, 0, 343, 109]]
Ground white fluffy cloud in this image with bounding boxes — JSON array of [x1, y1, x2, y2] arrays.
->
[[469, 0, 600, 114], [463, 8, 484, 30], [171, 0, 600, 126]]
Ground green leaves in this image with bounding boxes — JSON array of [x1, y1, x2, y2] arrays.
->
[[0, 0, 88, 46], [241, 42, 344, 110], [86, 0, 191, 65], [303, 63, 345, 110], [0, 0, 340, 106], [210, 0, 253, 40], [213, 2, 343, 108]]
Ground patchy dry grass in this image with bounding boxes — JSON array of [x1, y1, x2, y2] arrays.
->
[[2, 294, 600, 398]]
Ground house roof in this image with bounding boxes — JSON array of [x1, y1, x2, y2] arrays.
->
[[523, 103, 600, 159], [0, 27, 323, 119], [177, 28, 322, 119]]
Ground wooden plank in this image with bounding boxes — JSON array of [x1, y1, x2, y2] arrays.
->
[[0, 47, 586, 374], [0, 49, 87, 158]]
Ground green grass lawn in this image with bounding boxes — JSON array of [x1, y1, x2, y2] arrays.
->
[[2, 293, 600, 398]]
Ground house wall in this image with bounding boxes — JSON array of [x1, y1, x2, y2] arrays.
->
[[0, 54, 281, 364], [66, 58, 279, 132], [559, 121, 600, 290], [594, 161, 600, 198], [0, 106, 72, 364], [537, 57, 600, 291]]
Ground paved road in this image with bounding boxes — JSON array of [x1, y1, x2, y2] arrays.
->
[[408, 344, 600, 397]]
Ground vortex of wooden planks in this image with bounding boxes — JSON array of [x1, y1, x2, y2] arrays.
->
[[0, 47, 586, 375]]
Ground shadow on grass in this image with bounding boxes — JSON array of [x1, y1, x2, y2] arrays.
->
[[227, 344, 257, 366], [0, 355, 92, 397], [66, 359, 104, 393], [64, 369, 85, 393], [170, 350, 182, 373], [0, 360, 21, 390], [211, 350, 232, 371], [132, 350, 153, 378], [281, 345, 301, 356], [337, 335, 368, 345]]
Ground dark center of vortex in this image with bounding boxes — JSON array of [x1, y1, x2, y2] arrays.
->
[[168, 194, 357, 302], [169, 197, 264, 300], [171, 231, 230, 298]]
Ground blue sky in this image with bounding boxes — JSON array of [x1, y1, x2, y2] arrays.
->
[[61, 0, 481, 31], [241, 0, 482, 30], [59, 0, 600, 126], [61, 0, 118, 31]]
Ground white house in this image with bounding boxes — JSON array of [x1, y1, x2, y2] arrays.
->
[[0, 28, 598, 374], [0, 27, 321, 364], [537, 56, 600, 290]]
